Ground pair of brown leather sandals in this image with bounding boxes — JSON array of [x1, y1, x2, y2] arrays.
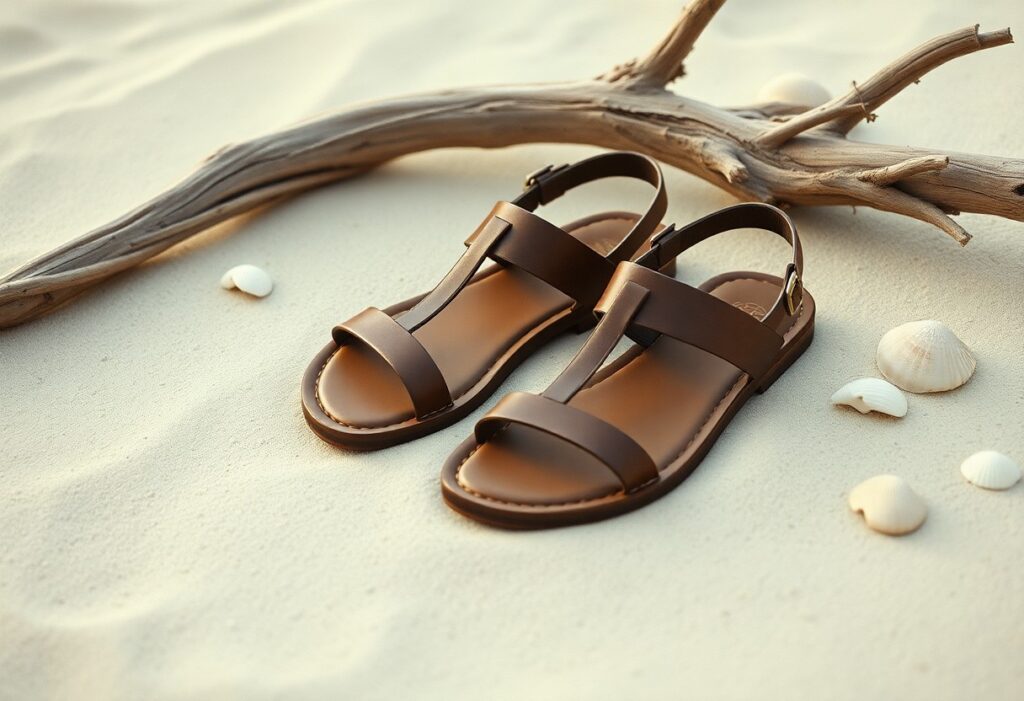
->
[[301, 152, 814, 529]]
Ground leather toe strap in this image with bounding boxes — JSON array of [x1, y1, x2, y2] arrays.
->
[[333, 308, 452, 420], [475, 392, 659, 493]]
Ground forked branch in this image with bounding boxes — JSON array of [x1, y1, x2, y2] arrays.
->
[[857, 156, 950, 186], [0, 1, 1020, 329], [825, 25, 1014, 134], [613, 0, 726, 86], [755, 104, 866, 149]]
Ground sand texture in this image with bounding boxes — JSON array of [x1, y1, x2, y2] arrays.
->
[[2, 0, 1023, 698]]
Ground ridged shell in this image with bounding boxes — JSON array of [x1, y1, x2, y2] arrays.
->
[[960, 450, 1021, 491], [220, 264, 273, 298], [849, 475, 927, 536], [876, 320, 975, 393], [756, 73, 830, 108], [830, 377, 907, 417]]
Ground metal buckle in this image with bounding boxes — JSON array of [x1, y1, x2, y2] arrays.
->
[[523, 163, 568, 189], [783, 267, 801, 316]]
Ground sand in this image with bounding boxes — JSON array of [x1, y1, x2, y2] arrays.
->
[[2, 0, 1023, 698]]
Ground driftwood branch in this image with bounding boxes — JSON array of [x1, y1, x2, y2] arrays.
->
[[856, 155, 950, 186], [823, 25, 1014, 134], [603, 0, 726, 86], [1, 2, 1021, 329], [754, 103, 866, 150]]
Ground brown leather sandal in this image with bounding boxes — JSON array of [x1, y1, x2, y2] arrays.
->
[[441, 203, 815, 528], [301, 152, 676, 450]]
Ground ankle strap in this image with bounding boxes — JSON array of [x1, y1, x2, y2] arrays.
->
[[635, 203, 804, 333], [512, 151, 668, 263]]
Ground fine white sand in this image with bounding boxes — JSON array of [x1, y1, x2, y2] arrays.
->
[[2, 0, 1023, 698]]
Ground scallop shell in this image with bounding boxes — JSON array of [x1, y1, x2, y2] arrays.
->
[[960, 450, 1021, 491], [756, 73, 830, 108], [849, 475, 927, 536], [220, 264, 273, 298], [830, 377, 907, 417], [876, 320, 975, 393]]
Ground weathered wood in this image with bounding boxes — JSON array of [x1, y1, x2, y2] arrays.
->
[[1, 0, 1020, 328]]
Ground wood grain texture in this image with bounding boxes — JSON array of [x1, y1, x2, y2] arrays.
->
[[1, 0, 1020, 328]]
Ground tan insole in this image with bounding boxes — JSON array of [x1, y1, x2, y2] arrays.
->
[[456, 276, 808, 506], [317, 213, 650, 429]]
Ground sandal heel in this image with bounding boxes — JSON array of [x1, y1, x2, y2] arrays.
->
[[755, 364, 785, 394], [756, 325, 814, 394]]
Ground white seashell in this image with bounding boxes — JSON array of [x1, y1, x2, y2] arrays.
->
[[849, 475, 927, 536], [756, 72, 830, 108], [220, 264, 273, 298], [960, 450, 1021, 491], [876, 320, 975, 393], [830, 377, 907, 417]]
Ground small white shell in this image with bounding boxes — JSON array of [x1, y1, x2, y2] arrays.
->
[[876, 320, 975, 393], [960, 450, 1021, 491], [756, 72, 830, 108], [849, 475, 927, 536], [830, 377, 907, 417], [220, 264, 273, 298]]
